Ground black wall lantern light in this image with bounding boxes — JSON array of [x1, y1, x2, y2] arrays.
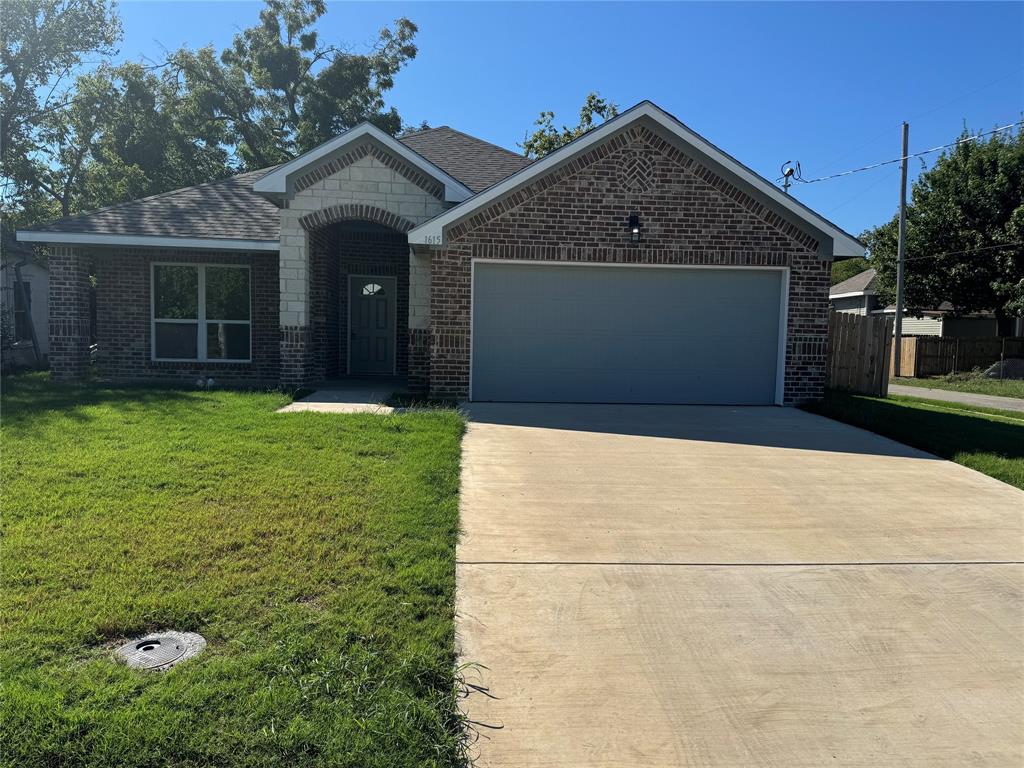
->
[[628, 213, 641, 243]]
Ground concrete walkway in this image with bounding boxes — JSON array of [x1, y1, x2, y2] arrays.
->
[[456, 404, 1024, 767], [889, 382, 1024, 413], [275, 377, 402, 413]]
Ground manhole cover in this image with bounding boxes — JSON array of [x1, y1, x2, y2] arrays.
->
[[115, 630, 206, 671]]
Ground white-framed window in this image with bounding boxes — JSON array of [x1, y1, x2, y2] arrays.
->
[[151, 263, 251, 362]]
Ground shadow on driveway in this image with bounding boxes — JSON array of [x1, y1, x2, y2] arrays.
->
[[463, 401, 940, 459]]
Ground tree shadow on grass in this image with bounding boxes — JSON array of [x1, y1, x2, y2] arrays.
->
[[803, 391, 1024, 462], [1, 373, 212, 427]]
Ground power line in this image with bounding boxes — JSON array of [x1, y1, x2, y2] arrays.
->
[[901, 241, 1024, 263], [826, 166, 900, 215], [906, 67, 1024, 123], [815, 68, 1024, 176], [783, 121, 1023, 186]]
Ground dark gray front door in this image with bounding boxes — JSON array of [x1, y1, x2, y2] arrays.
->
[[349, 276, 396, 375]]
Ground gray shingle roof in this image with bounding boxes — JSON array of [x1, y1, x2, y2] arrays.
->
[[20, 126, 531, 241], [830, 268, 877, 296], [399, 126, 532, 193], [26, 168, 281, 242]]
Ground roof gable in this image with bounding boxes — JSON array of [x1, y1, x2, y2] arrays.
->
[[253, 122, 473, 202], [409, 101, 865, 258]]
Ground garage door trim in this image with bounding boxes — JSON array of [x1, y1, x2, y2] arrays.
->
[[469, 259, 790, 405]]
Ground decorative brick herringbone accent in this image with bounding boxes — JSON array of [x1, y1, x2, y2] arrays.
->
[[298, 204, 416, 233], [293, 141, 445, 199], [619, 145, 655, 193], [421, 127, 831, 405]]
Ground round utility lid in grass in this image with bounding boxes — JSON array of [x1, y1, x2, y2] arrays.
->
[[115, 631, 206, 671]]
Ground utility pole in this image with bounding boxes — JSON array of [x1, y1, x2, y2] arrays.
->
[[893, 121, 909, 378]]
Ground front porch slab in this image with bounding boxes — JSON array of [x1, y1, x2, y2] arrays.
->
[[276, 377, 403, 413]]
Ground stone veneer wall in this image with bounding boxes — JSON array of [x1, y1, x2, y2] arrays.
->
[[425, 123, 831, 405], [276, 141, 446, 386], [92, 249, 280, 385]]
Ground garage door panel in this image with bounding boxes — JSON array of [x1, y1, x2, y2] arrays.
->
[[471, 263, 783, 404]]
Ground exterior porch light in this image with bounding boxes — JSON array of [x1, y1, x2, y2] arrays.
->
[[628, 213, 641, 243]]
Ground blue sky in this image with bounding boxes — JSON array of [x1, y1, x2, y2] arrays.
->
[[117, 1, 1023, 237]]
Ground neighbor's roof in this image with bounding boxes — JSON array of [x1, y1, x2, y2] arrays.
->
[[17, 126, 529, 250], [399, 126, 532, 193], [829, 268, 878, 297]]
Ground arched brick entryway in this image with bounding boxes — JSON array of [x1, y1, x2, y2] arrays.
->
[[298, 204, 416, 234], [305, 214, 412, 382]]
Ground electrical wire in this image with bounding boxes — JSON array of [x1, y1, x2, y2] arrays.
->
[[900, 241, 1024, 263], [826, 166, 900, 215], [813, 69, 1024, 176], [906, 68, 1024, 123], [782, 121, 1023, 186]]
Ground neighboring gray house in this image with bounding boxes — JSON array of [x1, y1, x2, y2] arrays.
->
[[1, 259, 48, 366], [18, 101, 866, 405], [829, 267, 1007, 337], [829, 268, 880, 316]]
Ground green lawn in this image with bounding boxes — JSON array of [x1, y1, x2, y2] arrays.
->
[[803, 390, 1024, 490], [0, 374, 467, 768], [893, 372, 1024, 399]]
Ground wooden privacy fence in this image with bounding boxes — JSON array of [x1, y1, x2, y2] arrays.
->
[[890, 336, 1024, 378], [827, 311, 894, 396]]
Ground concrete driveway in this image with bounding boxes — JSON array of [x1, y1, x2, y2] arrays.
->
[[456, 404, 1024, 767]]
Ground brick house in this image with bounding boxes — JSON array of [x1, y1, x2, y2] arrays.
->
[[18, 101, 864, 405]]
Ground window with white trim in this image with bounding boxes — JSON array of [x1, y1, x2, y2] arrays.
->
[[152, 264, 251, 361]]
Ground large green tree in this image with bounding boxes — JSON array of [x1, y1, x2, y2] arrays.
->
[[2, 0, 419, 232], [863, 126, 1024, 319], [831, 256, 871, 286], [168, 0, 418, 170], [521, 92, 618, 159], [1, 0, 121, 225]]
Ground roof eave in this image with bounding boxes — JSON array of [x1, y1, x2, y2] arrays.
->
[[829, 290, 876, 299], [252, 122, 474, 203], [16, 231, 280, 252]]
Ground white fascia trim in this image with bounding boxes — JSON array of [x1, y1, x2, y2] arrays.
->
[[16, 231, 280, 252], [252, 122, 473, 203], [409, 101, 865, 258], [829, 290, 876, 299]]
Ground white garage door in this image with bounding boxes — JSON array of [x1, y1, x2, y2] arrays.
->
[[471, 262, 786, 405]]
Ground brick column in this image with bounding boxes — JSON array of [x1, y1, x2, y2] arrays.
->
[[48, 246, 91, 381], [407, 248, 432, 393], [280, 325, 314, 389], [279, 210, 315, 388], [407, 328, 431, 393]]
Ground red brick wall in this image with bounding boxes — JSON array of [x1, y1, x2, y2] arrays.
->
[[309, 227, 341, 379], [425, 124, 830, 404], [94, 249, 280, 385], [48, 246, 92, 380]]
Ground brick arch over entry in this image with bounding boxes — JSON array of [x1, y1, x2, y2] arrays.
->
[[298, 204, 416, 233]]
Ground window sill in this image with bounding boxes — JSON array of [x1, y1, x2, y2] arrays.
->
[[150, 358, 253, 365]]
